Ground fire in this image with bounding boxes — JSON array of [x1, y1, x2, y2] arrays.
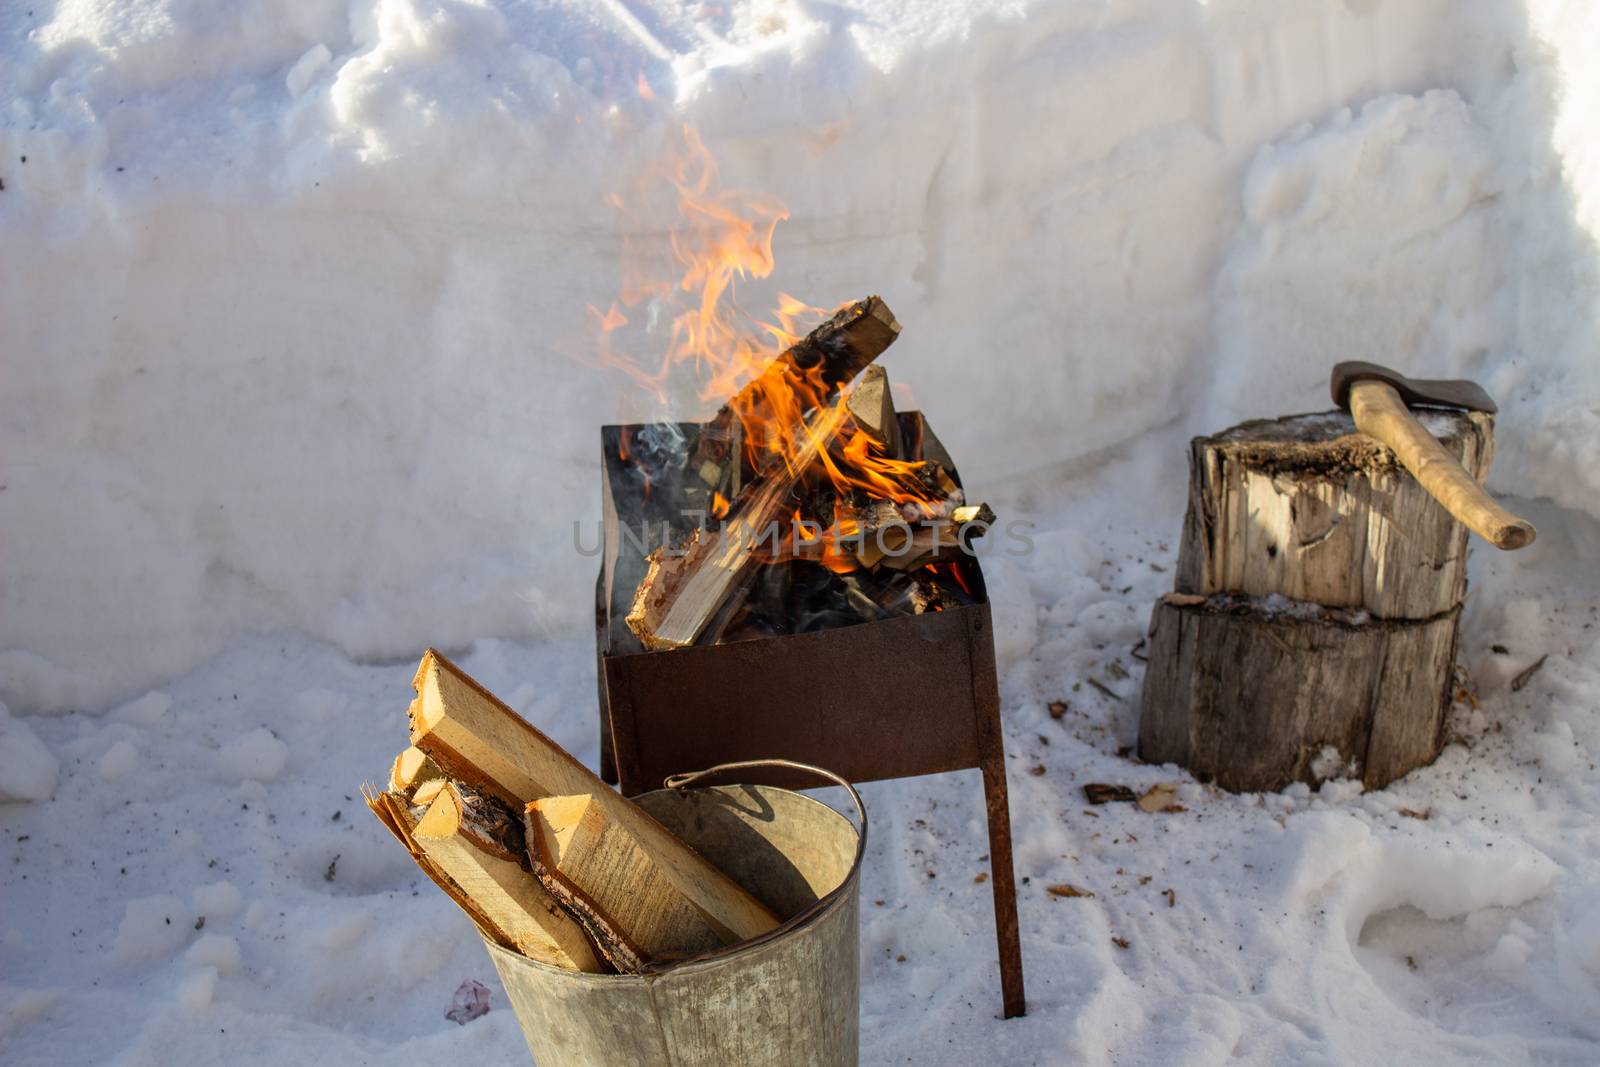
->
[[594, 127, 952, 566]]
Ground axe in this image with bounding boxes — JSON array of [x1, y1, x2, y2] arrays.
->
[[1331, 361, 1535, 550]]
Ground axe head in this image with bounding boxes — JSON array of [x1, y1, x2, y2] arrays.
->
[[1330, 361, 1498, 415]]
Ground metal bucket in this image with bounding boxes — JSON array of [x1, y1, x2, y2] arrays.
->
[[483, 760, 868, 1067]]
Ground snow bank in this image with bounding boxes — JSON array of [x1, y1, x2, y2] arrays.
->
[[4, 0, 1597, 713]]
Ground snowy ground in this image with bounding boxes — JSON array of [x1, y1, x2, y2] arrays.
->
[[4, 442, 1599, 1065], [6, 0, 1600, 1063]]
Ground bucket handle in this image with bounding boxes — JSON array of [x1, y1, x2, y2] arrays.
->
[[650, 759, 868, 970], [663, 758, 867, 856]]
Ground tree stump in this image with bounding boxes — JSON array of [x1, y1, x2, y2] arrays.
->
[[1139, 410, 1492, 792], [1177, 410, 1493, 617]]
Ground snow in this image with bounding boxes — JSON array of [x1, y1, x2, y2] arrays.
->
[[217, 728, 289, 784], [184, 935, 243, 977], [5, 0, 1599, 717], [192, 881, 244, 922], [96, 739, 139, 782], [3, 0, 1599, 1063], [113, 692, 173, 728], [0, 704, 61, 803], [109, 895, 199, 969], [175, 967, 219, 1012]]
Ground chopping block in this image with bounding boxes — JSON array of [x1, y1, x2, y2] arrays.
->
[[1138, 363, 1535, 793]]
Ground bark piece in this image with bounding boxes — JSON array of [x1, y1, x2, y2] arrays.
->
[[413, 781, 602, 972], [527, 794, 728, 973], [1082, 784, 1136, 805], [1175, 410, 1493, 619], [1137, 594, 1459, 792], [407, 649, 780, 941]]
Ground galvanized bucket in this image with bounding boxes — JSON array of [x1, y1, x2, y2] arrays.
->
[[483, 759, 868, 1067]]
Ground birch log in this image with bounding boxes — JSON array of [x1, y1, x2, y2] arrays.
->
[[527, 794, 728, 972], [407, 649, 780, 940], [413, 782, 603, 972]]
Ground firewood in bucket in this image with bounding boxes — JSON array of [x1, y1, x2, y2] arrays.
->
[[406, 650, 781, 940], [527, 794, 729, 973]]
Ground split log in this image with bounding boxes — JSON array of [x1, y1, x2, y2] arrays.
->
[[412, 777, 447, 808], [1176, 410, 1493, 618], [412, 781, 602, 972], [878, 504, 996, 572], [845, 503, 910, 570], [407, 650, 780, 940], [1137, 594, 1459, 792], [364, 787, 550, 963], [389, 746, 443, 796], [845, 365, 903, 458], [527, 794, 727, 972]]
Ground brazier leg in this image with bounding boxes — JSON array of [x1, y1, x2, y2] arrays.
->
[[971, 609, 1025, 1019], [981, 755, 1026, 1019]]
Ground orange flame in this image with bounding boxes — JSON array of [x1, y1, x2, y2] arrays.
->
[[595, 128, 952, 569]]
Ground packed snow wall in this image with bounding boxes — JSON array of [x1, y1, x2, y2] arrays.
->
[[3, 0, 1597, 712]]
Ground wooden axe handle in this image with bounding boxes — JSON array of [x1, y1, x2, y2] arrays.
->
[[1349, 381, 1536, 550]]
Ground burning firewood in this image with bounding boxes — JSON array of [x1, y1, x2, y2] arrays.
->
[[686, 295, 901, 484], [527, 794, 729, 971], [627, 297, 903, 650], [623, 296, 1005, 650], [881, 503, 996, 572], [627, 405, 845, 650], [686, 416, 743, 517], [406, 649, 780, 940]]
